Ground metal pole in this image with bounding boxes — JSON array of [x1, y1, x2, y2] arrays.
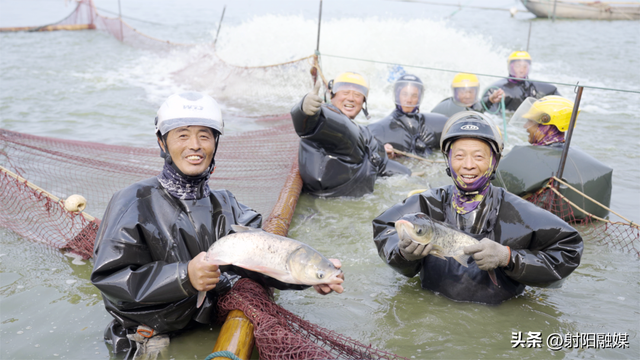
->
[[552, 0, 558, 22], [213, 5, 226, 47], [526, 22, 532, 51], [555, 86, 583, 182], [316, 0, 323, 54], [118, 0, 123, 41]]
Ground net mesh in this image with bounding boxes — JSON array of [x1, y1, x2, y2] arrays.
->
[[217, 278, 409, 360], [0, 119, 299, 260], [527, 178, 640, 257]]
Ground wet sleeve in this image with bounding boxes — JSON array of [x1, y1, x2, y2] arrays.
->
[[372, 190, 447, 278], [91, 194, 197, 308], [501, 196, 583, 287], [291, 96, 323, 137]]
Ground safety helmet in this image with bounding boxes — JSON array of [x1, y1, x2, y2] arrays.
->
[[329, 72, 369, 99], [393, 74, 424, 109], [511, 96, 578, 132], [155, 92, 224, 137], [507, 51, 532, 79], [440, 111, 504, 161], [451, 73, 479, 107]]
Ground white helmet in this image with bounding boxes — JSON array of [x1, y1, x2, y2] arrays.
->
[[155, 92, 224, 136]]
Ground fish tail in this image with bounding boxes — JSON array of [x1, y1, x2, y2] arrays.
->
[[196, 291, 206, 308], [488, 270, 499, 287]]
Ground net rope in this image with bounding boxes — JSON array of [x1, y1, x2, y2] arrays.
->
[[526, 177, 639, 257]]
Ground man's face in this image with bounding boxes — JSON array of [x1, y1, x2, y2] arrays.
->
[[455, 88, 478, 107], [162, 125, 216, 176], [399, 85, 421, 113], [331, 90, 364, 119], [450, 138, 492, 185], [524, 120, 540, 144], [510, 60, 530, 78]]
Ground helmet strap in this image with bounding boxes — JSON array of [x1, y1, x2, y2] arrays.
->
[[362, 101, 371, 120]]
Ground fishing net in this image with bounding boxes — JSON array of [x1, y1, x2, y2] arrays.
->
[[217, 278, 408, 360], [527, 177, 640, 257], [0, 119, 299, 260]]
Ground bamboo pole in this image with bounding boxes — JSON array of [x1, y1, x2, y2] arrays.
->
[[0, 24, 96, 32], [211, 310, 255, 360], [0, 165, 95, 222]]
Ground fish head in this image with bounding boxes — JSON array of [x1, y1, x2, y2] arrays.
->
[[287, 245, 343, 285], [394, 213, 435, 245]]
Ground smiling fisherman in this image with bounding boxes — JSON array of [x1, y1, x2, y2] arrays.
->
[[367, 74, 448, 160], [91, 92, 343, 359], [431, 73, 505, 118], [291, 71, 411, 197], [482, 51, 560, 112], [372, 111, 583, 304]]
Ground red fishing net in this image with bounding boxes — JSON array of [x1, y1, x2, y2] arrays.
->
[[527, 178, 639, 257], [217, 278, 409, 360], [0, 118, 298, 260]]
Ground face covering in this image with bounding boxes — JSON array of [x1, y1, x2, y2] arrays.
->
[[157, 161, 211, 200], [448, 148, 497, 214], [530, 124, 565, 146]]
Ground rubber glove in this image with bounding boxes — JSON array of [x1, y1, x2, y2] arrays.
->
[[464, 238, 510, 271], [302, 80, 323, 116], [398, 236, 433, 261]]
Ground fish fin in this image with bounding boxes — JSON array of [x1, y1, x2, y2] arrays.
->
[[230, 224, 262, 233], [488, 270, 499, 287], [452, 254, 470, 268], [430, 249, 447, 261], [196, 291, 206, 308]]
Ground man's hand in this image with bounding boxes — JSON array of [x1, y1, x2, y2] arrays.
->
[[302, 81, 323, 116], [384, 143, 395, 159], [188, 252, 221, 292], [463, 238, 510, 271], [398, 236, 433, 261], [489, 89, 505, 104], [313, 258, 344, 295]]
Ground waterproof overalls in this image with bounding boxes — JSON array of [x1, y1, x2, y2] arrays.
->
[[430, 97, 487, 119], [481, 78, 560, 112], [373, 185, 583, 305], [291, 97, 411, 197], [367, 109, 448, 156], [91, 177, 307, 356]]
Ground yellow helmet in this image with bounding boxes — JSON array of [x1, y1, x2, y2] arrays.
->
[[330, 71, 369, 99], [507, 51, 532, 63], [512, 96, 579, 132], [451, 73, 479, 88], [451, 73, 479, 107]]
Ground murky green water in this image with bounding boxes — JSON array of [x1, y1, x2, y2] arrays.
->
[[1, 1, 638, 359]]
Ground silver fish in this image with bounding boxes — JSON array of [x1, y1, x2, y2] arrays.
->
[[394, 213, 498, 286], [197, 224, 343, 307]]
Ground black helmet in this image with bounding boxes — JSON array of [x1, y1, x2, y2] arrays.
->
[[393, 74, 424, 109], [440, 111, 504, 162]]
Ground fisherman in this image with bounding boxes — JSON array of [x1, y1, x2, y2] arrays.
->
[[367, 74, 448, 159], [372, 111, 583, 304], [493, 96, 613, 219], [482, 51, 560, 112], [431, 73, 505, 118], [91, 92, 344, 359], [292, 71, 411, 197], [515, 95, 574, 146]]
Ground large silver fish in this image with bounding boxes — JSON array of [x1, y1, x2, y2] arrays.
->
[[394, 213, 498, 286], [197, 225, 343, 307]]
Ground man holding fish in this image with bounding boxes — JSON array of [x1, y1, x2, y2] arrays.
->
[[373, 111, 583, 304], [91, 92, 344, 358]]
